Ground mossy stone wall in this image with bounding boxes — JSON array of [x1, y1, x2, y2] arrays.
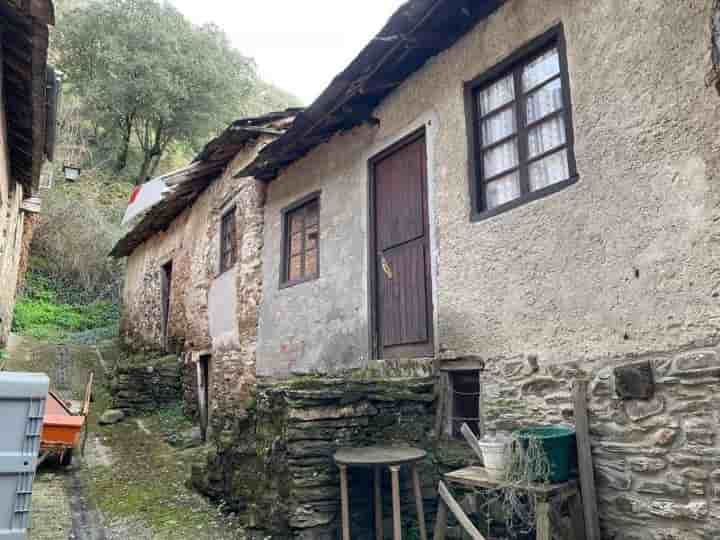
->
[[192, 375, 475, 540]]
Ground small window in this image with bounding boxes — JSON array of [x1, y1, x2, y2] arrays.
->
[[219, 208, 237, 274], [466, 25, 577, 220], [281, 193, 320, 287], [449, 371, 481, 439]]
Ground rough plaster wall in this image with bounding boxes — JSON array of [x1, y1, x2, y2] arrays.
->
[[258, 0, 720, 372], [258, 127, 377, 376], [371, 0, 720, 363]]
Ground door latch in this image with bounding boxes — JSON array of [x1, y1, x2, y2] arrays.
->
[[380, 254, 393, 280]]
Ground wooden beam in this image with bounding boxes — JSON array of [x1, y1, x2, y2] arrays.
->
[[437, 481, 486, 540], [573, 380, 601, 540], [460, 423, 484, 462]]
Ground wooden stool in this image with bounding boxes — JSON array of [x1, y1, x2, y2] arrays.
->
[[334, 446, 428, 540]]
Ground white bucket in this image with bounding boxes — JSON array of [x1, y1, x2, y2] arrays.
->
[[479, 437, 509, 480]]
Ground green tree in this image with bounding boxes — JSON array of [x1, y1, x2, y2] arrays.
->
[[56, 0, 258, 182]]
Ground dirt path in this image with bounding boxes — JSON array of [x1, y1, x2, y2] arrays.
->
[[5, 333, 245, 540]]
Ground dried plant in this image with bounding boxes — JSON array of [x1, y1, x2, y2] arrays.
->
[[477, 435, 551, 539]]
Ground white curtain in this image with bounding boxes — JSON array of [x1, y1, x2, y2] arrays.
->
[[478, 75, 514, 115], [485, 172, 520, 209], [529, 149, 569, 191], [481, 107, 516, 147], [528, 116, 566, 158], [483, 140, 518, 178], [522, 48, 560, 91], [526, 78, 563, 123]]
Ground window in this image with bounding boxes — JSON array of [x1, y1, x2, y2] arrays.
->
[[449, 371, 481, 438], [466, 25, 577, 220], [219, 208, 237, 274], [281, 192, 320, 287]]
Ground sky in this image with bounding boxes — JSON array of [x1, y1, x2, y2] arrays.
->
[[169, 0, 407, 105]]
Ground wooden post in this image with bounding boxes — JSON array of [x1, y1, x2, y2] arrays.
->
[[339, 464, 351, 540], [411, 465, 428, 540], [437, 481, 486, 540], [573, 379, 601, 540], [374, 466, 384, 540], [569, 492, 587, 540], [535, 499, 551, 540], [460, 423, 484, 462], [390, 466, 402, 540], [433, 496, 448, 540]]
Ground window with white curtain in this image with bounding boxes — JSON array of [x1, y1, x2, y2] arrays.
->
[[465, 25, 577, 219]]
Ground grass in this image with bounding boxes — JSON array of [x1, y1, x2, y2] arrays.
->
[[84, 405, 244, 539], [12, 271, 119, 340]]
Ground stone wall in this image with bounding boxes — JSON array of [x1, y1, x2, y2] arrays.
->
[[192, 374, 476, 540], [0, 180, 24, 347], [480, 342, 720, 540], [121, 139, 271, 430], [109, 353, 183, 414]]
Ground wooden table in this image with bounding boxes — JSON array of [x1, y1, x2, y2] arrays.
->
[[334, 446, 428, 540], [438, 466, 585, 540]]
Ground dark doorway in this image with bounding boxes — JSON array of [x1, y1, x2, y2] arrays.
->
[[370, 131, 434, 359], [160, 260, 173, 348], [197, 355, 211, 441]]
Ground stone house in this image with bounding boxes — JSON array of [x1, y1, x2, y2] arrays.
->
[[0, 0, 56, 345], [111, 110, 299, 431], [114, 1, 720, 539]]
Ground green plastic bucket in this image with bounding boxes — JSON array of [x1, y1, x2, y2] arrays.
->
[[514, 425, 575, 483]]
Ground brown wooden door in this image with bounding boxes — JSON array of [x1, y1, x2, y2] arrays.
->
[[372, 133, 434, 358]]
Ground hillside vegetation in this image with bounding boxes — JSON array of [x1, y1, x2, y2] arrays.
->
[[13, 0, 301, 340]]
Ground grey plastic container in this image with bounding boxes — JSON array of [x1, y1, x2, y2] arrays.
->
[[0, 372, 49, 540]]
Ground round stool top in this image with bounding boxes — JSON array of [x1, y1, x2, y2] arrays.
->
[[334, 445, 427, 466]]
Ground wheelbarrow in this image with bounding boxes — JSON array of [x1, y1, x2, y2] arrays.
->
[[38, 372, 93, 467]]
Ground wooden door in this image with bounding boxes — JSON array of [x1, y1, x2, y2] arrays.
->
[[372, 133, 434, 358], [161, 260, 172, 346], [197, 355, 211, 441]]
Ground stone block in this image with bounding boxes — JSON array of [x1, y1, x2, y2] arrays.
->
[[685, 418, 716, 446], [614, 496, 708, 521], [614, 361, 655, 399], [669, 351, 720, 380], [627, 457, 668, 473], [636, 473, 687, 497], [625, 396, 664, 422]]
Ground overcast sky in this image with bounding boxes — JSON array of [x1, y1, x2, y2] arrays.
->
[[169, 0, 407, 105]]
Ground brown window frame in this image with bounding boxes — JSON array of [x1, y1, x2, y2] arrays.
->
[[465, 24, 578, 222], [219, 206, 237, 275], [279, 191, 320, 288]]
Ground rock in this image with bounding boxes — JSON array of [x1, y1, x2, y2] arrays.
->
[[670, 351, 720, 379], [288, 402, 377, 422], [99, 409, 125, 425], [655, 427, 679, 447], [636, 473, 687, 497], [685, 418, 715, 446], [614, 496, 707, 521], [596, 463, 632, 491], [520, 377, 562, 395], [627, 457, 668, 473], [625, 396, 664, 422], [614, 361, 654, 399]]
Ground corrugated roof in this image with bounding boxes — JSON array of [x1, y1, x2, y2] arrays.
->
[[237, 0, 505, 181], [110, 109, 299, 258]]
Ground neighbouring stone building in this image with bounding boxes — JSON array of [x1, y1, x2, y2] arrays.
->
[[111, 110, 299, 432], [0, 0, 56, 346], [114, 1, 720, 539]]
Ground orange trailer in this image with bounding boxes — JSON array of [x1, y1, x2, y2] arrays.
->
[[39, 372, 93, 466]]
